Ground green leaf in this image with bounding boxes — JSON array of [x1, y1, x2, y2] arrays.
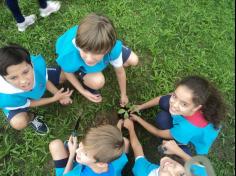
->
[[124, 112, 129, 119], [118, 109, 126, 114]]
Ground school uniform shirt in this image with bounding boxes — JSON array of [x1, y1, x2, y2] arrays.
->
[[55, 153, 128, 176], [170, 113, 220, 155], [0, 55, 47, 115], [132, 157, 208, 176], [55, 25, 124, 74]]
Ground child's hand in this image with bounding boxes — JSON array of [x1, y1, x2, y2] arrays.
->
[[130, 113, 141, 122], [59, 97, 73, 105], [120, 94, 129, 107], [68, 135, 78, 155], [123, 119, 134, 130], [82, 90, 102, 103], [162, 140, 182, 155], [53, 88, 73, 102], [117, 119, 124, 130], [130, 105, 142, 113]]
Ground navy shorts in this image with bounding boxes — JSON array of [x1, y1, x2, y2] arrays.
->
[[5, 67, 61, 121]]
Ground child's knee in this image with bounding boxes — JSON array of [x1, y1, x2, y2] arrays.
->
[[124, 52, 139, 67], [49, 139, 64, 152], [9, 113, 29, 130], [84, 73, 105, 90], [155, 111, 172, 130], [59, 71, 66, 84]]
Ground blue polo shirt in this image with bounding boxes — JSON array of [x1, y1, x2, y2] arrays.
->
[[55, 25, 123, 74], [170, 115, 220, 155], [0, 55, 47, 115], [55, 153, 128, 176]]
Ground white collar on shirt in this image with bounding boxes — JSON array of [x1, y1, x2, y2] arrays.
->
[[0, 76, 24, 94], [148, 168, 159, 176], [72, 38, 80, 51]]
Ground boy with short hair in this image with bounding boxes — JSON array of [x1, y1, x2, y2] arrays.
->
[[49, 122, 129, 176], [0, 44, 73, 135], [55, 13, 139, 106]]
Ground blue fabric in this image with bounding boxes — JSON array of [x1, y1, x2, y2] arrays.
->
[[191, 165, 208, 176], [47, 67, 61, 86], [5, 107, 28, 121], [170, 115, 220, 155], [55, 153, 128, 176], [56, 25, 123, 74], [0, 55, 47, 116], [132, 157, 159, 176]]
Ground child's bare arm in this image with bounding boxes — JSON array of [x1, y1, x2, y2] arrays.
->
[[130, 114, 173, 139], [137, 96, 162, 111], [114, 67, 128, 107], [123, 119, 144, 158]]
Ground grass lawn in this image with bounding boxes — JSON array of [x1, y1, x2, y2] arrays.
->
[[0, 0, 235, 175]]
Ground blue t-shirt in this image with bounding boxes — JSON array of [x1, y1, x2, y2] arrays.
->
[[56, 153, 128, 176], [0, 55, 47, 115], [170, 115, 220, 155], [55, 25, 123, 74]]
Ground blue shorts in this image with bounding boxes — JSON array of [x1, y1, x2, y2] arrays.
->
[[132, 157, 159, 176], [3, 67, 61, 121]]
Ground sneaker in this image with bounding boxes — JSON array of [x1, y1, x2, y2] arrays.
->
[[40, 1, 61, 17], [30, 116, 49, 135], [17, 14, 36, 32]]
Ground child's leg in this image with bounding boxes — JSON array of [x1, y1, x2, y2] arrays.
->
[[122, 46, 139, 67], [5, 0, 25, 23], [155, 111, 173, 130], [47, 67, 66, 85], [9, 111, 30, 130], [49, 139, 68, 161], [38, 0, 47, 9], [82, 72, 105, 90]]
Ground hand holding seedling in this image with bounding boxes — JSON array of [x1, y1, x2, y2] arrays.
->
[[130, 105, 142, 113], [120, 94, 129, 107], [68, 135, 78, 156], [117, 103, 141, 119], [129, 113, 141, 122], [123, 119, 134, 131]]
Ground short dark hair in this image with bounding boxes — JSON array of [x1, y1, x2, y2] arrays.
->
[[0, 44, 31, 76]]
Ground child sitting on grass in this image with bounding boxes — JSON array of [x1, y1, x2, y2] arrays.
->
[[131, 75, 226, 155], [55, 13, 139, 106], [49, 122, 129, 176], [123, 118, 208, 176], [0, 44, 73, 135]]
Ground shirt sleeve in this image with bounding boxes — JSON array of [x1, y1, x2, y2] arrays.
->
[[170, 119, 195, 144], [111, 153, 128, 175], [63, 164, 83, 176], [109, 52, 123, 68], [109, 40, 123, 61]]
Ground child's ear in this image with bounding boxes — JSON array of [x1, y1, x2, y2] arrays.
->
[[96, 162, 108, 168]]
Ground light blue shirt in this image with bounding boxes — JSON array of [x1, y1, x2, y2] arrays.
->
[[170, 115, 220, 154], [55, 153, 128, 176], [56, 25, 123, 74], [0, 55, 47, 115]]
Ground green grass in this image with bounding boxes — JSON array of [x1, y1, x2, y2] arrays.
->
[[0, 0, 235, 175]]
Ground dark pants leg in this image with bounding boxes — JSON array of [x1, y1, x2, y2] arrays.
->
[[5, 0, 24, 23], [38, 0, 47, 9]]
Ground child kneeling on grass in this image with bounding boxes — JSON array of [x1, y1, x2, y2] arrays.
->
[[49, 122, 129, 176], [55, 13, 139, 106], [123, 119, 208, 176], [131, 75, 226, 155], [0, 44, 73, 135]]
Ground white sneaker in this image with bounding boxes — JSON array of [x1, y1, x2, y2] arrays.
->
[[40, 1, 61, 17], [17, 14, 36, 32]]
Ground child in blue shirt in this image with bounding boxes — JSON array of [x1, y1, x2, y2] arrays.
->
[[49, 121, 129, 176], [131, 76, 226, 155], [55, 13, 139, 106], [0, 44, 73, 135], [123, 119, 209, 176]]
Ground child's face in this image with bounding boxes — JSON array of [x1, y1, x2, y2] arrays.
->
[[4, 61, 34, 91], [76, 142, 97, 165], [169, 85, 201, 116], [79, 48, 105, 66], [159, 157, 186, 176]]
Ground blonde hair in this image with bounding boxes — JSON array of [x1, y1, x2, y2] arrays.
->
[[82, 124, 124, 163], [75, 13, 117, 54]]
